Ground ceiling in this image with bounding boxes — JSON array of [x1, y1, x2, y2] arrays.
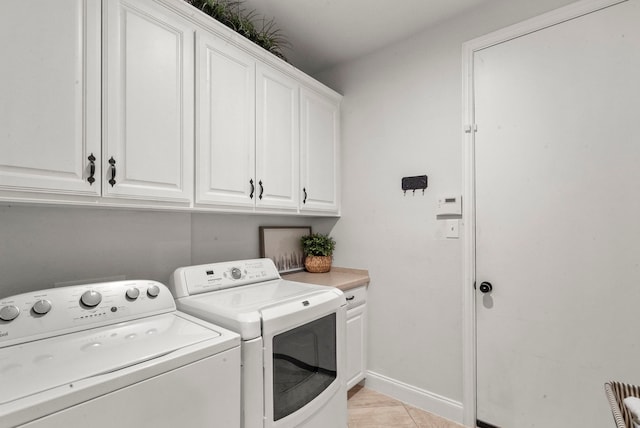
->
[[240, 0, 496, 74]]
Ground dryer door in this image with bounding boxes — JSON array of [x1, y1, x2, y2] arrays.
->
[[261, 291, 346, 428], [271, 312, 337, 421]]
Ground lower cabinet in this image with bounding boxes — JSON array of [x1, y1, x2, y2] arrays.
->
[[345, 286, 367, 389]]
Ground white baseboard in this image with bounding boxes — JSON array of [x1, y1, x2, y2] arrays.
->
[[363, 370, 464, 424]]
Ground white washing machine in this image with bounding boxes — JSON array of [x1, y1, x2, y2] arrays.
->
[[168, 259, 347, 428], [0, 280, 241, 428]]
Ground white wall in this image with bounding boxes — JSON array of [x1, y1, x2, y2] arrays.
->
[[191, 212, 336, 265], [0, 204, 335, 297], [315, 0, 577, 411]]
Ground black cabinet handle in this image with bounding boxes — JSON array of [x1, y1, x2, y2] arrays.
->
[[346, 296, 355, 301], [108, 157, 116, 187], [259, 180, 264, 200], [87, 153, 96, 185], [249, 179, 255, 199], [303, 187, 307, 204]]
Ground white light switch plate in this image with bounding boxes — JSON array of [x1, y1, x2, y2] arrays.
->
[[445, 219, 459, 239]]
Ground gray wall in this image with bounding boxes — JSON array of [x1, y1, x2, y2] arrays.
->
[[0, 205, 191, 297], [316, 0, 577, 404], [0, 204, 335, 297], [190, 212, 336, 264]]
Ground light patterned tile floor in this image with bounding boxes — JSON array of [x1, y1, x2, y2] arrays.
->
[[347, 385, 464, 428]]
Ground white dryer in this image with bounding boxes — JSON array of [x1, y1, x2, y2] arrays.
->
[[0, 280, 241, 428], [169, 259, 347, 428]]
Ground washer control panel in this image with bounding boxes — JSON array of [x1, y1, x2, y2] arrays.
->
[[0, 280, 175, 348], [169, 258, 281, 297]]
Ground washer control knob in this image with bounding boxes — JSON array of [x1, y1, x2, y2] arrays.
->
[[80, 290, 102, 308], [147, 285, 160, 298], [126, 287, 140, 300], [231, 267, 242, 280], [0, 305, 20, 322], [32, 300, 52, 315]]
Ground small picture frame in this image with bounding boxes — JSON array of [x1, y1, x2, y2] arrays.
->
[[259, 226, 312, 273]]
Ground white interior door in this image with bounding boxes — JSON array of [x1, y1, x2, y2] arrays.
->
[[475, 1, 640, 426]]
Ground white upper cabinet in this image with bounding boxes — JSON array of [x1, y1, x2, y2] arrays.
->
[[0, 0, 340, 215], [256, 64, 300, 211], [0, 0, 101, 197], [195, 32, 256, 208], [300, 87, 340, 214], [103, 0, 194, 203]]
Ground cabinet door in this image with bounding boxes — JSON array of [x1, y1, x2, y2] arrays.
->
[[0, 0, 101, 197], [256, 64, 299, 211], [346, 303, 367, 389], [300, 88, 340, 214], [103, 0, 194, 203], [196, 33, 255, 208]]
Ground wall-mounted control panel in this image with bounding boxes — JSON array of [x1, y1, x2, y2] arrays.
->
[[437, 195, 462, 216]]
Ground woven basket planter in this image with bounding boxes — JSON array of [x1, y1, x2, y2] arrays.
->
[[304, 255, 332, 273]]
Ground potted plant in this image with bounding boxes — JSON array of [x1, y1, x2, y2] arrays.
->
[[300, 233, 336, 273], [184, 0, 290, 61]]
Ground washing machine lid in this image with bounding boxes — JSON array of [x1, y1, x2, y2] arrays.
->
[[175, 279, 336, 340], [0, 312, 225, 405]]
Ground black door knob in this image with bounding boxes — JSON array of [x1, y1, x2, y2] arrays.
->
[[479, 282, 493, 293]]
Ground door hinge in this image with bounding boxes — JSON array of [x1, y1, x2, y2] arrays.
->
[[464, 124, 478, 133]]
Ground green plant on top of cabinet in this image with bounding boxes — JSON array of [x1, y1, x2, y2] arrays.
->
[[184, 0, 290, 61], [0, 0, 101, 198]]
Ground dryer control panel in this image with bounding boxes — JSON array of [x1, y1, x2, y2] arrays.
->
[[169, 258, 281, 298], [0, 280, 175, 348]]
